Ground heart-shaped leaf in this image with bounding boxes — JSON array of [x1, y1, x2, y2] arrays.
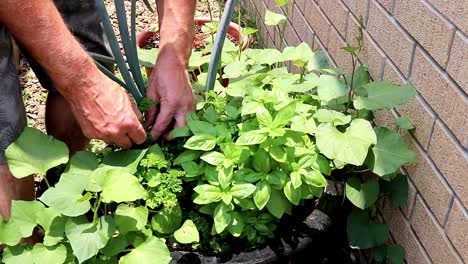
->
[[174, 220, 199, 244], [317, 75, 348, 103], [6, 127, 69, 178], [346, 177, 379, 209], [31, 243, 67, 264], [119, 236, 171, 264], [354, 82, 416, 110], [115, 205, 148, 234], [316, 119, 376, 166], [367, 128, 416, 176], [347, 209, 389, 249]]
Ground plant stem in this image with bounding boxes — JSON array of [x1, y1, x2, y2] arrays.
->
[[43, 176, 51, 188], [93, 194, 102, 223], [206, 0, 215, 43], [345, 53, 356, 114], [300, 65, 306, 83]]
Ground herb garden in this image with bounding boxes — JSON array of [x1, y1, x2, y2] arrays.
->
[[0, 0, 417, 263]]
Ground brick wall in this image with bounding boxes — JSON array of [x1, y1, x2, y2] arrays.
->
[[244, 0, 467, 263]]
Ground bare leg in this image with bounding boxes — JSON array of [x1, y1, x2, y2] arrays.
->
[[0, 164, 34, 219], [45, 92, 90, 155]]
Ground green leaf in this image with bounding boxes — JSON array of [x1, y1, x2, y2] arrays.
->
[[264, 10, 287, 26], [272, 102, 297, 128], [201, 152, 225, 166], [150, 205, 182, 234], [253, 148, 272, 173], [302, 170, 328, 188], [119, 236, 171, 264], [254, 181, 271, 210], [173, 150, 201, 165], [188, 120, 216, 136], [317, 75, 348, 103], [341, 46, 359, 53], [36, 208, 68, 246], [137, 48, 158, 68], [236, 130, 268, 145], [223, 61, 249, 78], [5, 127, 69, 178], [65, 151, 98, 175], [307, 50, 329, 72], [96, 168, 146, 203], [284, 181, 301, 205], [0, 216, 22, 246], [275, 0, 289, 7], [256, 105, 273, 128], [2, 245, 33, 264], [214, 203, 231, 234], [270, 146, 287, 162], [316, 119, 377, 166], [290, 115, 316, 135], [367, 128, 416, 176], [352, 65, 371, 91], [314, 109, 351, 126], [31, 243, 67, 264], [65, 216, 116, 264], [170, 125, 191, 138], [101, 235, 128, 257], [346, 177, 379, 210], [395, 116, 414, 130], [230, 183, 257, 199], [184, 134, 217, 150], [354, 82, 416, 110], [189, 51, 211, 68], [10, 200, 44, 237], [102, 149, 147, 174], [282, 43, 314, 67], [115, 205, 148, 234], [174, 220, 199, 244], [267, 189, 291, 218], [243, 48, 284, 65], [227, 212, 245, 237], [290, 171, 302, 189], [381, 174, 409, 208], [347, 209, 389, 249], [387, 244, 405, 264], [40, 173, 90, 217], [193, 184, 222, 204], [241, 27, 258, 35]]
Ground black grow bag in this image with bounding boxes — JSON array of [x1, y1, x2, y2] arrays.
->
[[170, 181, 345, 264]]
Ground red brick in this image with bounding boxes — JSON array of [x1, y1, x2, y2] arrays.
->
[[411, 48, 468, 145], [318, 0, 349, 37], [303, 0, 331, 46], [447, 31, 468, 94], [426, 0, 468, 35], [445, 199, 468, 262], [343, 0, 369, 23], [429, 121, 468, 208], [405, 136, 453, 223], [290, 4, 315, 45], [382, 202, 432, 264], [377, 0, 394, 13], [411, 196, 461, 264], [326, 27, 353, 71], [367, 1, 415, 77], [347, 17, 386, 79], [394, 0, 455, 67]]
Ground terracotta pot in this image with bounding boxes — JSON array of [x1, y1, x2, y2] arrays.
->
[[136, 17, 250, 77]]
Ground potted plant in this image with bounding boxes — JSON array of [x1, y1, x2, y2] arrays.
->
[[0, 1, 416, 264]]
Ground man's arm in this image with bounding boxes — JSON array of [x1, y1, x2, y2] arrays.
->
[[0, 0, 146, 148], [145, 0, 197, 140]]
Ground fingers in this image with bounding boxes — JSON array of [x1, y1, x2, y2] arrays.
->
[[127, 121, 147, 145], [151, 100, 176, 141], [144, 105, 158, 128], [163, 112, 187, 141], [112, 134, 133, 150]]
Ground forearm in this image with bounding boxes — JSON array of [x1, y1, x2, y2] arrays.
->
[[156, 0, 196, 67], [0, 0, 104, 99]]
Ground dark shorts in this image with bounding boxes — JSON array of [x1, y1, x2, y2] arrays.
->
[[0, 0, 112, 163]]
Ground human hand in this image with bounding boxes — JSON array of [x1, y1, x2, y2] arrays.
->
[[67, 76, 147, 149], [145, 60, 196, 141]]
